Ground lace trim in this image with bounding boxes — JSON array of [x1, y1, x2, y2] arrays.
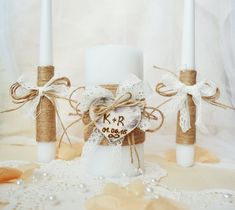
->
[[0, 159, 234, 210]]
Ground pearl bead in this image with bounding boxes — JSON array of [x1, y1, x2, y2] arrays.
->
[[98, 176, 105, 181], [145, 186, 154, 193], [48, 195, 55, 201], [48, 195, 60, 205], [151, 178, 157, 183], [78, 183, 88, 192], [16, 179, 23, 185], [151, 178, 158, 185], [223, 193, 232, 199], [122, 173, 127, 177], [43, 172, 48, 177], [79, 183, 86, 189]]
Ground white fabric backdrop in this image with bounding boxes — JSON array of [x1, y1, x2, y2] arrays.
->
[[0, 0, 235, 162]]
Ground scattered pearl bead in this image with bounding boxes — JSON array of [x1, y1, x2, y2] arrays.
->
[[223, 193, 232, 199], [145, 186, 154, 194], [48, 195, 56, 201], [43, 172, 48, 177], [48, 195, 60, 205], [151, 178, 158, 185], [79, 183, 86, 189], [98, 176, 105, 181], [16, 179, 23, 185], [78, 183, 88, 192], [122, 173, 127, 177], [150, 178, 159, 185]]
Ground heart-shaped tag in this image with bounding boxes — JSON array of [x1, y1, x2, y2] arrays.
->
[[89, 97, 141, 144]]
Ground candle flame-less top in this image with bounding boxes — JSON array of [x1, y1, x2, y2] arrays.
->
[[85, 45, 143, 85], [181, 0, 195, 70], [39, 0, 53, 66]]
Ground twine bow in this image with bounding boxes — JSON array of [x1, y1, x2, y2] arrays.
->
[[1, 76, 73, 144], [89, 92, 144, 125], [155, 67, 235, 133], [6, 76, 70, 114]]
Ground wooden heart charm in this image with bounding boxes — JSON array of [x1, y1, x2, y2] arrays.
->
[[89, 97, 141, 144]]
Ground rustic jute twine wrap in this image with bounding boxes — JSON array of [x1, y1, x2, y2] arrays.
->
[[82, 84, 145, 146], [155, 65, 235, 145], [36, 66, 56, 142], [176, 70, 197, 145]]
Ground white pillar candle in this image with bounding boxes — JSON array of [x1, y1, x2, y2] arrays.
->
[[177, 0, 195, 167], [85, 45, 144, 177], [37, 0, 55, 163]]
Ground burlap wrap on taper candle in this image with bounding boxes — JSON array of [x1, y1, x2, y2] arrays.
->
[[82, 84, 145, 146], [176, 70, 197, 145], [36, 66, 56, 142]]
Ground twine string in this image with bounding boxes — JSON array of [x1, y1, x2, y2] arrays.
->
[[142, 106, 164, 133], [155, 67, 235, 111], [127, 132, 140, 169], [86, 92, 144, 129], [57, 86, 85, 147], [1, 76, 74, 145]]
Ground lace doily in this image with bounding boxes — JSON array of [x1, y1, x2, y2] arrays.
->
[[0, 159, 235, 210]]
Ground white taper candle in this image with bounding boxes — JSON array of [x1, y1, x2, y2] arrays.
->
[[37, 0, 55, 163], [181, 0, 195, 70], [39, 0, 53, 66], [177, 0, 196, 167]]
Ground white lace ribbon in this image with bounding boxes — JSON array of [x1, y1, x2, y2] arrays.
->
[[17, 75, 70, 118], [161, 74, 217, 132], [79, 74, 153, 113]]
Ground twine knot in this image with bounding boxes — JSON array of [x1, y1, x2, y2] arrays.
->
[[93, 92, 144, 118]]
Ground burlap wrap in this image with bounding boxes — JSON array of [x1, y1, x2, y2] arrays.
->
[[82, 84, 145, 146], [176, 70, 197, 145], [36, 66, 56, 142]]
